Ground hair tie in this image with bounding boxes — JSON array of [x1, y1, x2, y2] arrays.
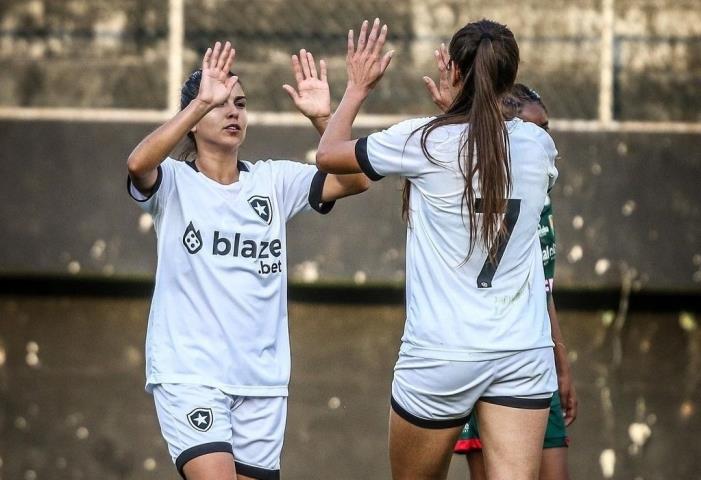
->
[[479, 32, 494, 42]]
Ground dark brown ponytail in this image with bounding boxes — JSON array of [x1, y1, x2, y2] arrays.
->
[[405, 20, 519, 262]]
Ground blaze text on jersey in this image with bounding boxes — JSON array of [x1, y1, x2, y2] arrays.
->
[[212, 231, 283, 275]]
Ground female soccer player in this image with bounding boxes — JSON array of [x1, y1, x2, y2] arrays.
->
[[127, 42, 368, 480], [425, 52, 578, 478], [316, 19, 559, 480]]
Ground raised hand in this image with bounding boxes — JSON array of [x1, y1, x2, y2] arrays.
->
[[346, 18, 393, 95], [283, 49, 331, 120], [196, 41, 238, 107], [423, 43, 454, 112]]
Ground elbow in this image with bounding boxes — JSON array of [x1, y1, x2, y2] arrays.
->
[[315, 148, 332, 173], [126, 154, 139, 176], [356, 174, 371, 193], [126, 153, 146, 178]]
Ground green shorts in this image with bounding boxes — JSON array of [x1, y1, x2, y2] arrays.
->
[[454, 393, 568, 453]]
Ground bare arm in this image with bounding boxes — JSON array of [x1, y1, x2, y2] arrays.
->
[[127, 41, 238, 193], [283, 47, 371, 200], [316, 18, 393, 174], [549, 295, 578, 426]]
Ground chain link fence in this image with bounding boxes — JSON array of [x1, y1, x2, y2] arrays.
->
[[0, 0, 698, 122]]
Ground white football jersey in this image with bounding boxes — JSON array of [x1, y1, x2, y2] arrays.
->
[[129, 157, 333, 396], [356, 117, 558, 360]]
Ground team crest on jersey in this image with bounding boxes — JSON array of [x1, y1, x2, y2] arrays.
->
[[187, 407, 213, 432], [182, 221, 203, 254], [248, 196, 272, 225]]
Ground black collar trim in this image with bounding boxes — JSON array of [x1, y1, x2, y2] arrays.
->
[[186, 160, 249, 172]]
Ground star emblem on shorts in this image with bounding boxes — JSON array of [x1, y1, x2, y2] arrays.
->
[[187, 408, 213, 432], [248, 195, 273, 225]]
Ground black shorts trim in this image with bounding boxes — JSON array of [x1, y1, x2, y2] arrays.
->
[[127, 165, 163, 202], [235, 460, 281, 480], [480, 395, 553, 410], [176, 441, 233, 478], [308, 170, 335, 214], [390, 396, 469, 429], [355, 137, 384, 181]]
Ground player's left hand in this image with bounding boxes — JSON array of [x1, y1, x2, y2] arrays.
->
[[283, 50, 331, 121], [558, 370, 578, 426]]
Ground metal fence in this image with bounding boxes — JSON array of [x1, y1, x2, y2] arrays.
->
[[0, 0, 699, 133]]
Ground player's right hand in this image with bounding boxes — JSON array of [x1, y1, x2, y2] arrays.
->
[[196, 41, 239, 107], [345, 18, 393, 96], [423, 43, 454, 113]]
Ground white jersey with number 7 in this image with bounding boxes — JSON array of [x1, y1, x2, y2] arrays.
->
[[355, 116, 558, 361]]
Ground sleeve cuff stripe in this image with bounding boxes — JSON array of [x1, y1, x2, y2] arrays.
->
[[308, 170, 335, 214], [127, 165, 163, 202], [355, 137, 384, 181]]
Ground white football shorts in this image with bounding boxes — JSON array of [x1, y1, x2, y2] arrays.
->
[[152, 383, 286, 479], [391, 347, 557, 428]]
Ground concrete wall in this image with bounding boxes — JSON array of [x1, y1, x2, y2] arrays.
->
[[1, 120, 699, 291], [1, 297, 699, 479], [0, 0, 699, 120]]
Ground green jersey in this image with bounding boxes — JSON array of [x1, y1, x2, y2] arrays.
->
[[539, 195, 556, 292]]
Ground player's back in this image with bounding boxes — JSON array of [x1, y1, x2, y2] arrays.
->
[[387, 117, 558, 360]]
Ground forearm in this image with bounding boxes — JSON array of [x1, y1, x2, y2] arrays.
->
[[322, 172, 370, 202], [310, 115, 329, 136], [316, 87, 368, 173], [549, 295, 570, 376], [127, 99, 212, 177]]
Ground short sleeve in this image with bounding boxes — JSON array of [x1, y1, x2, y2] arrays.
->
[[534, 129, 559, 190], [127, 156, 176, 215], [356, 118, 434, 180], [272, 160, 335, 221]]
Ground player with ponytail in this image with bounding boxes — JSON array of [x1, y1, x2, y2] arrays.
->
[[317, 19, 559, 479]]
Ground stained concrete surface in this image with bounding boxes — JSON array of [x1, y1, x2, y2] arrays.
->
[[0, 296, 699, 479], [1, 121, 699, 292]]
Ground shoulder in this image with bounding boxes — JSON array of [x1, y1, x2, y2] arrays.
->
[[380, 116, 435, 136], [509, 119, 557, 159], [163, 156, 198, 175], [246, 159, 316, 179], [242, 159, 278, 177]]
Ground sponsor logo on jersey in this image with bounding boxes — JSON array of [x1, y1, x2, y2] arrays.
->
[[213, 231, 284, 275], [248, 195, 272, 225], [182, 221, 284, 276], [212, 230, 282, 275], [182, 221, 203, 254], [542, 244, 556, 262], [187, 407, 213, 432]]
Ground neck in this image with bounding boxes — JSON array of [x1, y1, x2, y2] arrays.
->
[[195, 144, 240, 185]]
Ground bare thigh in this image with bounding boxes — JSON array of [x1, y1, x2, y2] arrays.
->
[[466, 451, 487, 480], [465, 448, 569, 480], [477, 401, 549, 480], [181, 452, 260, 480], [182, 452, 236, 480], [389, 409, 464, 480], [539, 448, 569, 480]]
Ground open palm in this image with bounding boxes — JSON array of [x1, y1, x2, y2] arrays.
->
[[423, 43, 454, 113], [197, 41, 238, 106], [283, 50, 331, 119]]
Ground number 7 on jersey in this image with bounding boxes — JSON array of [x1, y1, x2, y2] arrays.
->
[[475, 198, 521, 288]]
